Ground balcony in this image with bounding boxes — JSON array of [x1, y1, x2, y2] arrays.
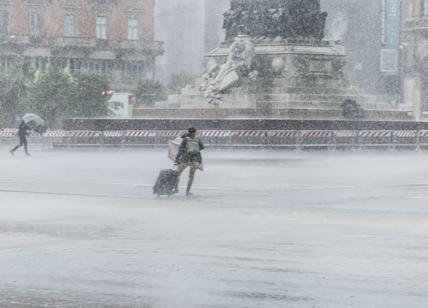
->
[[0, 34, 31, 45], [51, 37, 163, 54], [0, 34, 164, 58], [109, 39, 164, 55], [53, 37, 97, 48]]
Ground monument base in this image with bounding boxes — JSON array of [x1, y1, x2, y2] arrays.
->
[[133, 107, 412, 121], [164, 40, 405, 120]]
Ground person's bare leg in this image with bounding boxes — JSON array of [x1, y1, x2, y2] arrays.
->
[[186, 168, 196, 196], [175, 164, 186, 192]]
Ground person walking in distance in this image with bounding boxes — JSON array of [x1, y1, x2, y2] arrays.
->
[[10, 121, 31, 156], [175, 128, 205, 196]]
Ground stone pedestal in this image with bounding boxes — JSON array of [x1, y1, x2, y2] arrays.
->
[[173, 40, 398, 117]]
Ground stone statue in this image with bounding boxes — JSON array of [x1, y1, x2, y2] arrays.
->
[[222, 0, 327, 42], [201, 36, 258, 106]]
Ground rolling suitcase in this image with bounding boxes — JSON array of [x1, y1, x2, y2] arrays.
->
[[153, 169, 178, 197]]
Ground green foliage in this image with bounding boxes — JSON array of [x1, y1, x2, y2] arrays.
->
[[0, 63, 34, 127], [26, 67, 113, 127], [73, 74, 112, 118], [28, 65, 76, 128], [167, 72, 196, 94], [133, 79, 167, 107], [0, 64, 114, 128]]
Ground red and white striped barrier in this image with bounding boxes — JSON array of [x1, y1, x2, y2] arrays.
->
[[358, 131, 391, 138], [394, 131, 418, 138], [125, 130, 156, 137], [334, 131, 357, 138], [419, 131, 428, 137], [233, 131, 267, 137], [302, 131, 332, 138], [66, 131, 100, 137], [103, 131, 124, 138], [197, 130, 231, 137], [0, 129, 17, 137], [158, 131, 182, 138], [2, 130, 428, 148], [43, 130, 66, 137], [0, 130, 67, 138], [269, 131, 300, 137]]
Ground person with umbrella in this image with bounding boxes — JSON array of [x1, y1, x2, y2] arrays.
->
[[10, 114, 46, 156]]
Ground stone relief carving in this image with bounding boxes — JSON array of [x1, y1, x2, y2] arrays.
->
[[200, 35, 258, 106]]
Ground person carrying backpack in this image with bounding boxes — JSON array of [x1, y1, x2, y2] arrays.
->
[[175, 127, 205, 196]]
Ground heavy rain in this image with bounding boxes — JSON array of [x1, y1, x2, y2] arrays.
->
[[0, 0, 428, 307]]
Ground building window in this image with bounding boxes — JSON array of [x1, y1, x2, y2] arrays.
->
[[66, 58, 81, 76], [411, 0, 422, 17], [0, 10, 8, 35], [406, 0, 413, 17], [127, 16, 139, 40], [0, 56, 7, 71], [90, 60, 113, 80], [31, 57, 47, 72], [64, 14, 76, 37], [122, 62, 144, 84], [96, 16, 107, 39], [30, 9, 43, 36]]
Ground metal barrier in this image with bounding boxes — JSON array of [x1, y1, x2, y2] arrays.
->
[[3, 129, 428, 150]]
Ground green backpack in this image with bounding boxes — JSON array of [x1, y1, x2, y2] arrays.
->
[[185, 137, 201, 153]]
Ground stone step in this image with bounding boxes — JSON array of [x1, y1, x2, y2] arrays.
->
[[135, 107, 412, 121], [265, 86, 363, 95], [258, 100, 398, 111], [260, 98, 393, 108], [263, 93, 394, 104]]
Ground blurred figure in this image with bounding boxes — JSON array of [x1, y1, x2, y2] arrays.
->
[[10, 121, 31, 156], [175, 127, 205, 196], [342, 99, 366, 119]]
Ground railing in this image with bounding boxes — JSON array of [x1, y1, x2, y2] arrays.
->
[[1, 129, 428, 150], [53, 37, 97, 48], [2, 35, 164, 52], [2, 34, 31, 44], [118, 39, 164, 51]]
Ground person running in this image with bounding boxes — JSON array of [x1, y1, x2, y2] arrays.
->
[[175, 127, 205, 196], [10, 121, 31, 156]]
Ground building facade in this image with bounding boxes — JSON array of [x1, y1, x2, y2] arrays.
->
[[155, 0, 228, 80], [0, 0, 163, 91], [322, 0, 402, 97], [402, 0, 428, 119]]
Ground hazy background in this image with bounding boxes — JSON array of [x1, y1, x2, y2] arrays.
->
[[155, 0, 396, 95]]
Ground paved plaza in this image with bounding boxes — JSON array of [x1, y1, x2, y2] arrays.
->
[[0, 148, 427, 307]]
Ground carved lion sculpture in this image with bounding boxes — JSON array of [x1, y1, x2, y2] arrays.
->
[[202, 35, 258, 106]]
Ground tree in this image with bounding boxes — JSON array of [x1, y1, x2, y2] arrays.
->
[[73, 74, 112, 118], [0, 63, 34, 127], [133, 79, 167, 107], [27, 65, 76, 128], [1, 64, 115, 128], [167, 72, 196, 94]]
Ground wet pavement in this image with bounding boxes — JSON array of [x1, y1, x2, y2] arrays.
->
[[0, 148, 428, 307]]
